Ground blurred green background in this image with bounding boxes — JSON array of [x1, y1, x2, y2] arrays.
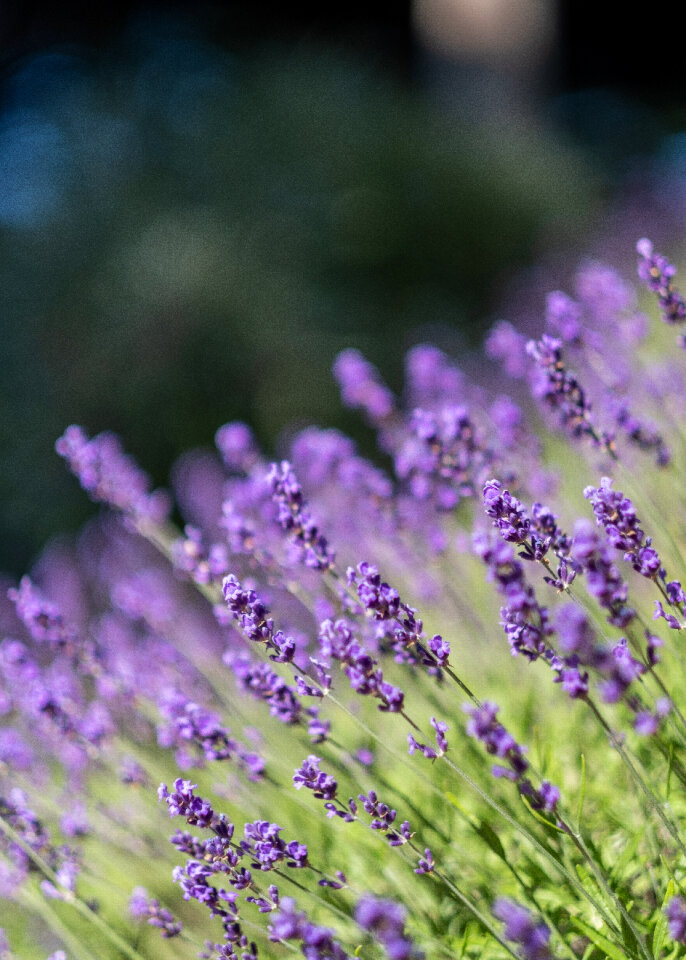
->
[[2, 7, 684, 576]]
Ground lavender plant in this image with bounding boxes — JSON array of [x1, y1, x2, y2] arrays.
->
[[3, 239, 686, 959]]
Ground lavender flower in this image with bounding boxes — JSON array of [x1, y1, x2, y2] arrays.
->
[[241, 821, 308, 871], [268, 461, 335, 570], [473, 532, 554, 661], [526, 335, 613, 452], [483, 480, 551, 561], [222, 575, 274, 643], [293, 756, 339, 803], [215, 422, 260, 473], [493, 899, 552, 960], [317, 617, 405, 714], [665, 895, 686, 943], [269, 896, 350, 959], [8, 577, 78, 651], [407, 717, 448, 760], [129, 886, 183, 937], [395, 405, 484, 510], [333, 348, 395, 423], [636, 238, 686, 334], [584, 479, 686, 624], [465, 703, 559, 814], [356, 894, 422, 960], [414, 849, 434, 875], [55, 425, 170, 523], [571, 519, 635, 627]]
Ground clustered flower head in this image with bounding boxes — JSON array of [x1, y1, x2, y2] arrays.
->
[[465, 703, 559, 815], [637, 238, 686, 337], [493, 899, 553, 960]]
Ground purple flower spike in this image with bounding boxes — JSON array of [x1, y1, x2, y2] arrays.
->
[[222, 575, 274, 643], [268, 460, 335, 570], [526, 335, 613, 453], [333, 348, 395, 423], [348, 562, 400, 620], [666, 895, 686, 943], [637, 238, 686, 337], [129, 887, 183, 938], [356, 894, 421, 960], [465, 703, 559, 815], [483, 479, 550, 561], [215, 421, 259, 473], [427, 635, 450, 668], [158, 779, 217, 829], [293, 756, 339, 802], [8, 577, 78, 651], [415, 848, 435, 875], [583, 477, 645, 555], [584, 480, 685, 610], [430, 717, 449, 754], [493, 899, 553, 960], [55, 425, 170, 523], [269, 897, 350, 959]]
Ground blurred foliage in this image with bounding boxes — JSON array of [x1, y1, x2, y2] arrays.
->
[[0, 16, 602, 575]]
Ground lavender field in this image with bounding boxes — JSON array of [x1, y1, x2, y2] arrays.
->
[[2, 238, 686, 960]]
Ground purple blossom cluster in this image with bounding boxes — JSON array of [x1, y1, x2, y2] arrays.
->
[[317, 618, 405, 714], [292, 757, 418, 855], [493, 899, 552, 960], [55, 425, 170, 524], [269, 896, 350, 959], [483, 480, 551, 562], [129, 886, 183, 937], [346, 562, 449, 675], [0, 790, 79, 900], [473, 532, 553, 661], [665, 895, 686, 943], [355, 894, 422, 960], [570, 520, 635, 628], [394, 405, 485, 510], [171, 525, 230, 585], [407, 717, 449, 760], [637, 238, 686, 338], [268, 461, 335, 570], [158, 779, 316, 956], [584, 478, 686, 628], [464, 703, 559, 815], [156, 692, 265, 778], [551, 604, 654, 715], [525, 335, 613, 453], [333, 348, 395, 425]]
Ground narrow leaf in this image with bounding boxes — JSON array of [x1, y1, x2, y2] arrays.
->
[[653, 879, 675, 960], [576, 753, 586, 832], [569, 916, 630, 960]]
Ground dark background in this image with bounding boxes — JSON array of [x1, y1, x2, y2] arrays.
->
[[2, 0, 685, 576]]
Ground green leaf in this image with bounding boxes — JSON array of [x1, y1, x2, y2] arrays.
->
[[575, 864, 618, 927], [458, 921, 476, 960], [519, 793, 567, 833], [610, 829, 643, 882], [666, 743, 674, 801], [474, 820, 507, 862], [652, 879, 675, 960], [619, 902, 639, 958], [576, 753, 587, 832], [444, 791, 473, 822], [568, 915, 630, 960]]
